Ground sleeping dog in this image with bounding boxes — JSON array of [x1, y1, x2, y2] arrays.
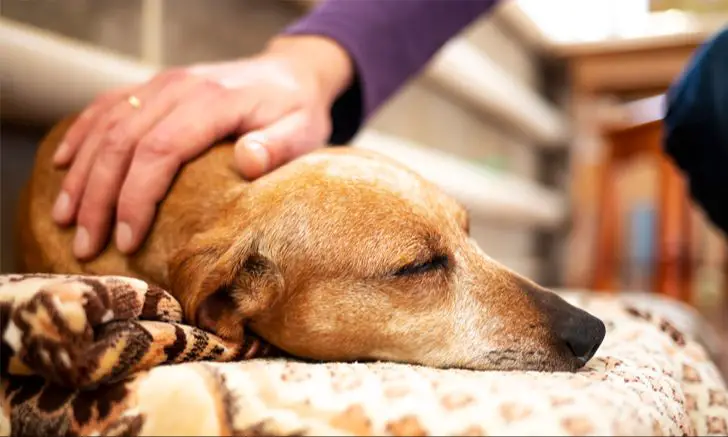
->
[[16, 117, 605, 372]]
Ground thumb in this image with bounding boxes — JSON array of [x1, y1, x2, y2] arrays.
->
[[234, 110, 329, 180]]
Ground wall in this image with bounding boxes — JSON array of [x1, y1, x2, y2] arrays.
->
[[2, 0, 551, 280]]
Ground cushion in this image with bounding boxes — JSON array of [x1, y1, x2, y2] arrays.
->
[[1, 274, 726, 436]]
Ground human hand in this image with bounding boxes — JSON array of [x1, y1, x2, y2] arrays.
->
[[51, 36, 353, 260]]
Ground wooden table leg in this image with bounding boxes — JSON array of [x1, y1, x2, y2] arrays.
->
[[655, 154, 691, 301], [680, 196, 694, 303], [593, 148, 618, 291]]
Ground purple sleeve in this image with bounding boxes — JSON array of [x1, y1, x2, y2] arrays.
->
[[282, 0, 500, 144]]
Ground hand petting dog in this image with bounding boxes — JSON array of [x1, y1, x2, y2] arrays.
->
[[51, 36, 353, 260]]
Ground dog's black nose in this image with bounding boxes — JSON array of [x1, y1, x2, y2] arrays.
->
[[556, 311, 606, 364], [517, 278, 607, 366]]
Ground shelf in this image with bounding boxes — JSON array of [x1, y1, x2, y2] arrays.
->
[[422, 38, 569, 147]]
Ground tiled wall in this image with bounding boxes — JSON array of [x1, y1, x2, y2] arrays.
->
[[2, 0, 548, 279]]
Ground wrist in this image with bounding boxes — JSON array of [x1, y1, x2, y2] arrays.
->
[[265, 35, 354, 104]]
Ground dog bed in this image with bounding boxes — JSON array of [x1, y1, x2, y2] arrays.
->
[[1, 274, 726, 436]]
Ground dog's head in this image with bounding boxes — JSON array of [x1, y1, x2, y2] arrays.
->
[[170, 148, 605, 372]]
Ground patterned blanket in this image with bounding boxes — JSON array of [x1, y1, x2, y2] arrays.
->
[[1, 274, 727, 436]]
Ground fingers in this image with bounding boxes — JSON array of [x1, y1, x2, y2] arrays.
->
[[52, 124, 107, 226], [53, 78, 176, 260], [53, 78, 172, 225], [115, 88, 245, 254], [71, 77, 208, 259], [234, 108, 330, 179], [53, 87, 135, 167]]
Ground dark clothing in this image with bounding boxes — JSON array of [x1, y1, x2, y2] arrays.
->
[[664, 26, 728, 233]]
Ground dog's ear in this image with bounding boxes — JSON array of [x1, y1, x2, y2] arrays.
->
[[169, 226, 283, 341]]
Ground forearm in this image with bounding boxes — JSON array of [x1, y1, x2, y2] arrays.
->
[[281, 0, 501, 143], [663, 26, 728, 233]]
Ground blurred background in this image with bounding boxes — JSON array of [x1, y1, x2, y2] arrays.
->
[[1, 0, 727, 357]]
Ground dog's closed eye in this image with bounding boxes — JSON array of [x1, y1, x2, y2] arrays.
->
[[394, 254, 449, 277]]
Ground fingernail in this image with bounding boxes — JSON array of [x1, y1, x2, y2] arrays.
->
[[52, 191, 71, 222], [53, 142, 69, 165], [242, 133, 270, 173], [116, 222, 133, 253], [73, 227, 90, 259]]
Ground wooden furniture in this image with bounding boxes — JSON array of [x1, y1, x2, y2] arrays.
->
[[565, 40, 702, 98], [591, 95, 694, 301], [559, 32, 707, 297]]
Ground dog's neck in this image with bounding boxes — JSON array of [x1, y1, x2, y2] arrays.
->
[[128, 146, 249, 287]]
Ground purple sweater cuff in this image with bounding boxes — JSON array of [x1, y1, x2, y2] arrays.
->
[[283, 0, 500, 144]]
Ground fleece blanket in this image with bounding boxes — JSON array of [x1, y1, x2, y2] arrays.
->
[[1, 274, 727, 436]]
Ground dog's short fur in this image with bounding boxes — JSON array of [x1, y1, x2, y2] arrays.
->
[[17, 117, 605, 372]]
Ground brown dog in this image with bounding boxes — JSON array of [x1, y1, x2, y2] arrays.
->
[[17, 116, 605, 372]]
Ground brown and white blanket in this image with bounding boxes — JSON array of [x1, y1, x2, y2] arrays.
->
[[1, 274, 727, 436]]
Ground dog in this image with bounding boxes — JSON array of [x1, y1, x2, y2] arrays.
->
[[16, 116, 606, 373]]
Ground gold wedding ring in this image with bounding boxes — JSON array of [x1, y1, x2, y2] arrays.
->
[[128, 95, 142, 109]]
